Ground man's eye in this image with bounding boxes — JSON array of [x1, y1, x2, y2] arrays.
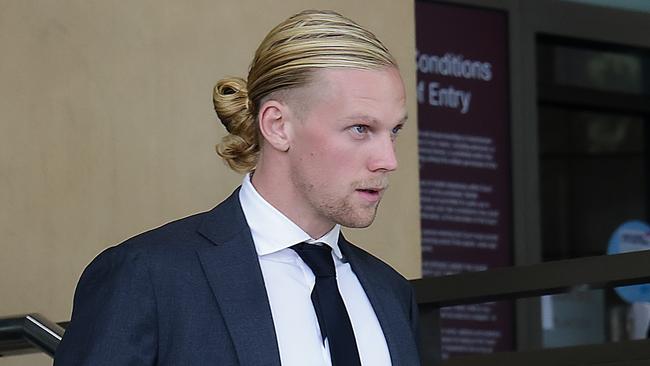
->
[[352, 125, 368, 134], [391, 125, 403, 136]]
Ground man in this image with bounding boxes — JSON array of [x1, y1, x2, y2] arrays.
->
[[55, 10, 420, 366]]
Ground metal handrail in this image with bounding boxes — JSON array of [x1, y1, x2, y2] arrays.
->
[[412, 250, 650, 307], [0, 313, 65, 357], [413, 250, 650, 366]]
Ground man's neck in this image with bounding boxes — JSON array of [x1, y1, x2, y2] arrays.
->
[[250, 169, 334, 239]]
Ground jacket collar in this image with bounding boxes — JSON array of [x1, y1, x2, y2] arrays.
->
[[339, 236, 418, 366], [196, 188, 281, 366]]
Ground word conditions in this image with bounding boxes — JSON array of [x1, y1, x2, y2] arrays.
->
[[416, 51, 493, 115]]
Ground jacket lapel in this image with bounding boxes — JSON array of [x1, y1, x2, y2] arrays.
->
[[196, 189, 281, 366], [339, 236, 415, 366]]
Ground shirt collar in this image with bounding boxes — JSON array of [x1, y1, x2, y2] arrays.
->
[[238, 173, 343, 259]]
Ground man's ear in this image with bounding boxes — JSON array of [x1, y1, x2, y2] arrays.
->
[[258, 100, 291, 152]]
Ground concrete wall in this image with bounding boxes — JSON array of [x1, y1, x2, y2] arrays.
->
[[0, 1, 420, 364]]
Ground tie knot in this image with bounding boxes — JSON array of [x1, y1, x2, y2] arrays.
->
[[291, 243, 335, 277]]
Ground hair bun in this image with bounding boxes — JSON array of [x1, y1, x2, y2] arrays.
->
[[213, 77, 251, 132], [213, 77, 259, 173]]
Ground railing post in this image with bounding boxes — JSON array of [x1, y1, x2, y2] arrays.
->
[[419, 303, 442, 366]]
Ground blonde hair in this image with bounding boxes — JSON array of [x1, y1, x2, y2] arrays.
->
[[213, 10, 397, 173]]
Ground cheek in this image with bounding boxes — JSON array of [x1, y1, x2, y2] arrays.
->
[[294, 128, 364, 178], [308, 144, 355, 174], [300, 131, 345, 162]]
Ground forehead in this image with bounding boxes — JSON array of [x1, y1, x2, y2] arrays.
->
[[300, 67, 407, 121]]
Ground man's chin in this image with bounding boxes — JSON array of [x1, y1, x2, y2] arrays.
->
[[337, 208, 379, 228], [342, 221, 374, 229]]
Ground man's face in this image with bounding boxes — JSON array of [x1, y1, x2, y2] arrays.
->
[[286, 67, 407, 231]]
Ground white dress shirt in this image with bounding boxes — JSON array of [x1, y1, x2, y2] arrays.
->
[[238, 174, 392, 366]]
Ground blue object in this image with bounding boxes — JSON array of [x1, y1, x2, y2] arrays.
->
[[607, 220, 650, 303]]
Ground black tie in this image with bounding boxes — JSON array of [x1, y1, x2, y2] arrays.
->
[[291, 243, 362, 366]]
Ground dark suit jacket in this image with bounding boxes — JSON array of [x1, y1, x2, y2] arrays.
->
[[54, 188, 421, 365]]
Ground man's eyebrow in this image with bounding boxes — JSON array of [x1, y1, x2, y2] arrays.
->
[[343, 114, 409, 125], [343, 115, 379, 124]]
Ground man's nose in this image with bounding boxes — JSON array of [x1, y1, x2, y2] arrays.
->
[[368, 135, 398, 172]]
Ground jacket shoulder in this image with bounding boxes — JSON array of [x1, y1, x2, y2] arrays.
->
[[100, 187, 244, 261]]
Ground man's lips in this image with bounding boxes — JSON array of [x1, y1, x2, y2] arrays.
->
[[355, 187, 386, 202], [356, 187, 385, 193]]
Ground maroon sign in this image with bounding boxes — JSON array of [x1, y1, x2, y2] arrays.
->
[[416, 1, 513, 359]]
